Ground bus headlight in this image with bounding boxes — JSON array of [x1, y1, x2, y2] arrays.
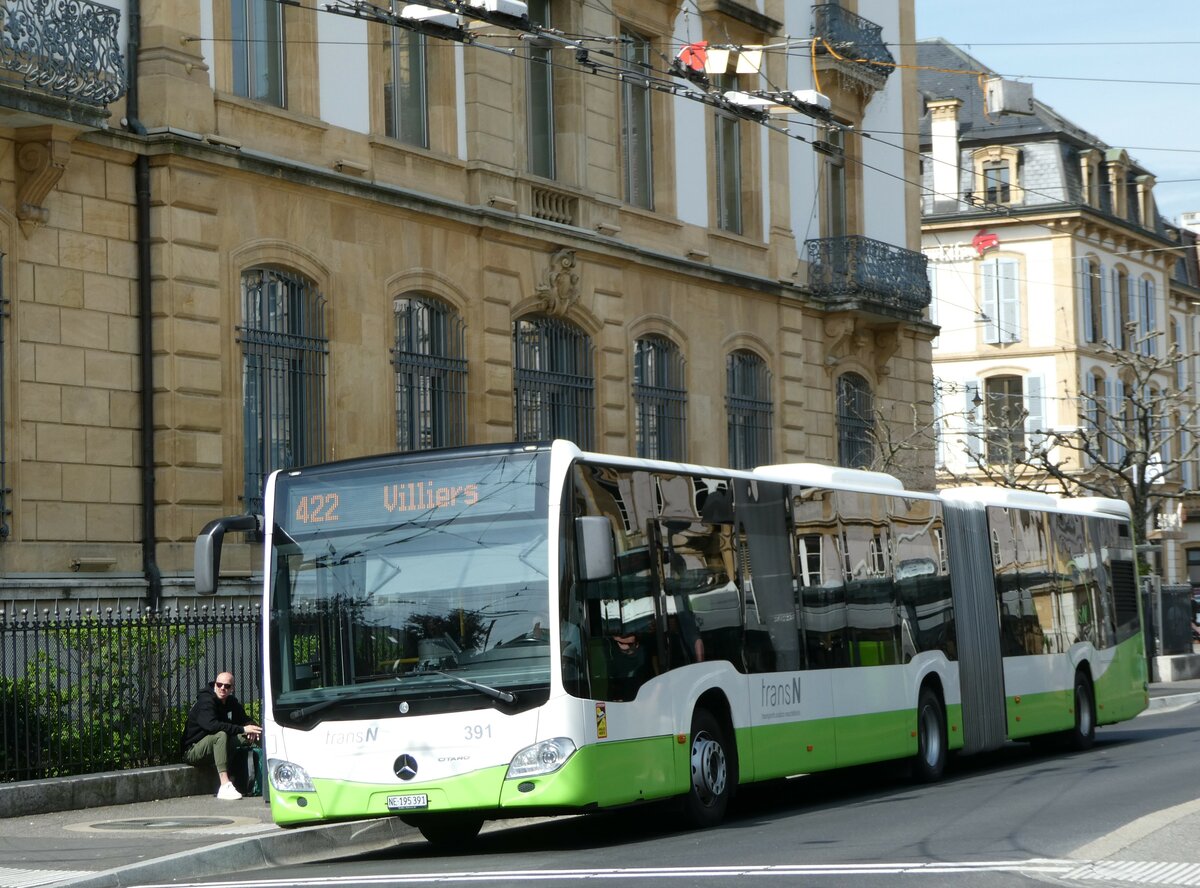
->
[[506, 737, 576, 779], [268, 758, 315, 792]]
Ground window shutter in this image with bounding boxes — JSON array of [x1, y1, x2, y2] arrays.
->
[[981, 262, 1000, 344], [999, 259, 1020, 343], [1078, 258, 1094, 343], [1144, 280, 1157, 356], [1110, 268, 1122, 346], [1025, 375, 1045, 452], [1098, 263, 1110, 344], [1110, 378, 1126, 463], [965, 380, 983, 458]]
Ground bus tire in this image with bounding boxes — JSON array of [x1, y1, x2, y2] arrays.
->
[[1067, 671, 1096, 751], [912, 685, 946, 783], [410, 812, 484, 846], [682, 708, 732, 828]]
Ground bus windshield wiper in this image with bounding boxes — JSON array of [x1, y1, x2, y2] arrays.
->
[[287, 683, 397, 721], [433, 670, 517, 704]]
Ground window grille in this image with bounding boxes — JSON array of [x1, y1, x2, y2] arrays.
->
[[239, 268, 327, 514], [836, 372, 874, 468], [726, 351, 772, 469], [633, 336, 686, 460], [513, 316, 594, 447], [392, 296, 467, 451]]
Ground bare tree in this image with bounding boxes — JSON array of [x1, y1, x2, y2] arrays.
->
[[943, 329, 1200, 543]]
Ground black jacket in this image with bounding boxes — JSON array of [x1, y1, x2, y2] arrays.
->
[[180, 683, 253, 756]]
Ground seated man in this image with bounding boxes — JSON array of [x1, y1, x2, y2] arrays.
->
[[180, 671, 262, 800], [605, 632, 655, 702]]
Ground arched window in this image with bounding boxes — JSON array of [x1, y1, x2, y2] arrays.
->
[[240, 267, 327, 513], [513, 315, 594, 447], [633, 335, 686, 460], [726, 350, 772, 470], [836, 373, 874, 468], [393, 296, 467, 451]]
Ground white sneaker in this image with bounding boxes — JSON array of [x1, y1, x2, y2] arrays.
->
[[216, 783, 242, 800]]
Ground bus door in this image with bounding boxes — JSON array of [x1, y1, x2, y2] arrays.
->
[[651, 517, 732, 670]]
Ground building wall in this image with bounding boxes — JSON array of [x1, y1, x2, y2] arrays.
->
[[0, 0, 933, 603]]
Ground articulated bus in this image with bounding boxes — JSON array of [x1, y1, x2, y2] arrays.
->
[[195, 440, 1148, 843]]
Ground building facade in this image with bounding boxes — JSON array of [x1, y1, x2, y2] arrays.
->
[[0, 0, 933, 607], [919, 39, 1200, 585]]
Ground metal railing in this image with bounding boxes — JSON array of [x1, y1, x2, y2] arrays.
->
[[806, 236, 931, 314], [0, 0, 127, 107], [811, 3, 894, 83], [1, 605, 262, 783]]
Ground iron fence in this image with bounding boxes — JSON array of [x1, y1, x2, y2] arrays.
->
[[1, 604, 262, 783]]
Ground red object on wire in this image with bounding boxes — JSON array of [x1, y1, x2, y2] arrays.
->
[[677, 41, 708, 72]]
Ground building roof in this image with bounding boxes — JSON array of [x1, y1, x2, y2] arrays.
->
[[916, 38, 1146, 174]]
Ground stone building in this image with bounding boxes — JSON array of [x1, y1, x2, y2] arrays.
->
[[919, 38, 1200, 585], [0, 0, 932, 607]]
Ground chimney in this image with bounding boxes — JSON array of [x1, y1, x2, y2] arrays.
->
[[928, 99, 962, 214]]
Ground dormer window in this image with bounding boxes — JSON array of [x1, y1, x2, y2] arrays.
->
[[972, 146, 1022, 206]]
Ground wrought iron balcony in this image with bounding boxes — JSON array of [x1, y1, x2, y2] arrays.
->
[[811, 3, 894, 91], [806, 236, 931, 315], [0, 0, 126, 112]]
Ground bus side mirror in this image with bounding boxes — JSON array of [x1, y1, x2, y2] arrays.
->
[[576, 516, 615, 582], [195, 514, 260, 594]]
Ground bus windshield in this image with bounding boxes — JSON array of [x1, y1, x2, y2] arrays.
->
[[267, 450, 551, 721]]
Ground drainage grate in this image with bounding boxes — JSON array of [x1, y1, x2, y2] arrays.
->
[[88, 817, 237, 831]]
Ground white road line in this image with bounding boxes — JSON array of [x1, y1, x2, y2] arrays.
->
[[133, 858, 1200, 887], [0, 867, 94, 888]]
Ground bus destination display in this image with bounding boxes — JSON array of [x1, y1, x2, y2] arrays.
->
[[281, 453, 541, 533]]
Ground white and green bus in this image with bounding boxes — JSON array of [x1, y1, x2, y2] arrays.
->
[[195, 440, 1148, 843]]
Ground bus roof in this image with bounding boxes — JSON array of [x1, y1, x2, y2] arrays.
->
[[753, 463, 910, 494]]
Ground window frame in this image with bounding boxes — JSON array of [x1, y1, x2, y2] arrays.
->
[[620, 28, 654, 210], [384, 18, 429, 148], [231, 0, 286, 107]]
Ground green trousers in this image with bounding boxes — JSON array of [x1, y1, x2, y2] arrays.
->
[[185, 731, 251, 774]]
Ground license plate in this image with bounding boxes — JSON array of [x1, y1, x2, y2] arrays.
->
[[387, 793, 429, 811]]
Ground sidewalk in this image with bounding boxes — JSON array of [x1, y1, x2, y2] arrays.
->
[[1, 681, 1198, 888]]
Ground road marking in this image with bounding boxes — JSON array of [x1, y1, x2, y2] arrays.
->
[[134, 858, 1200, 886], [0, 867, 94, 888], [1066, 861, 1200, 886], [1072, 798, 1200, 860]]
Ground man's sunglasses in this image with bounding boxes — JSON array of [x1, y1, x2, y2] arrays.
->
[[215, 682, 233, 690]]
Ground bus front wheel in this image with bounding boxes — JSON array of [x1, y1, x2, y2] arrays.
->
[[912, 685, 946, 783], [410, 812, 484, 846], [682, 708, 732, 828]]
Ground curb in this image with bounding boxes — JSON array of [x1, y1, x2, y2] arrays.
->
[[1145, 691, 1200, 712], [61, 816, 421, 888]]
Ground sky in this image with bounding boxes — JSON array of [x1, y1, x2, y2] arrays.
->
[[915, 0, 1200, 225]]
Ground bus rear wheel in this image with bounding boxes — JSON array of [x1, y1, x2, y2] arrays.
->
[[912, 685, 946, 783], [682, 708, 732, 828], [1067, 671, 1096, 751]]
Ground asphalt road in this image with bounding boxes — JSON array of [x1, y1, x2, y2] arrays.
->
[[135, 700, 1200, 888]]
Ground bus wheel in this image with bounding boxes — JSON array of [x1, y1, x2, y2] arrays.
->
[[411, 813, 484, 846], [683, 708, 732, 828], [912, 685, 946, 783], [1067, 672, 1096, 751]]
